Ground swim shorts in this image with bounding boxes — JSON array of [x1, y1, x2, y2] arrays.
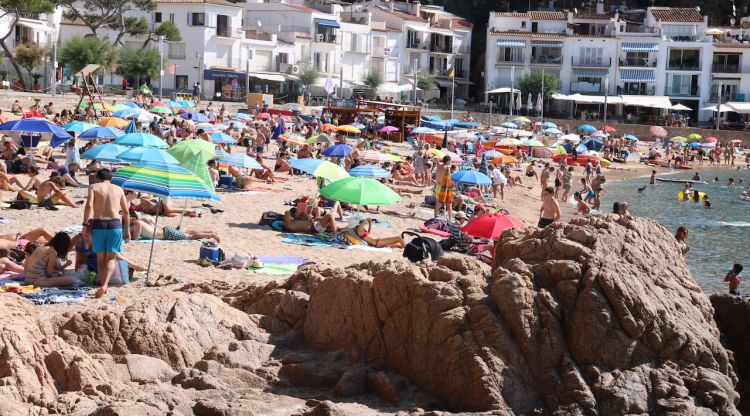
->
[[537, 218, 554, 228], [91, 219, 123, 254], [163, 225, 187, 240]]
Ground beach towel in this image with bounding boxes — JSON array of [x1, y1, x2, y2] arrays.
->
[[282, 233, 345, 248], [131, 238, 198, 244], [251, 263, 300, 276], [21, 285, 89, 305], [435, 169, 454, 203], [256, 256, 309, 265], [419, 225, 450, 237], [215, 189, 262, 195]]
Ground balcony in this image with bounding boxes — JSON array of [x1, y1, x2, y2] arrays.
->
[[617, 85, 656, 95], [531, 55, 562, 65], [666, 62, 701, 71], [570, 82, 607, 94], [571, 57, 611, 67], [707, 92, 740, 102], [496, 56, 525, 66], [430, 44, 454, 54], [216, 26, 230, 38], [432, 68, 466, 78], [314, 33, 338, 44], [619, 58, 657, 68], [712, 64, 740, 73], [664, 86, 700, 97], [406, 40, 428, 50]]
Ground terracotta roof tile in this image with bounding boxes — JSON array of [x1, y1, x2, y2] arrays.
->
[[712, 43, 750, 48], [528, 11, 567, 20], [452, 18, 473, 28], [155, 0, 239, 7], [494, 12, 529, 18], [650, 8, 703, 23], [372, 5, 425, 22]]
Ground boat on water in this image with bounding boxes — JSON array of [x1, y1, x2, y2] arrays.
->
[[655, 178, 708, 185]]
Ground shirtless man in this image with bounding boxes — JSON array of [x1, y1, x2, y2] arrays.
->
[[283, 207, 338, 234], [17, 167, 80, 208], [83, 169, 130, 298], [538, 186, 561, 228], [649, 170, 656, 185]]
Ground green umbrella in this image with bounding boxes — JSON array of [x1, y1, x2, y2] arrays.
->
[[140, 84, 151, 93], [320, 177, 401, 206], [149, 106, 173, 115], [521, 139, 545, 147], [670, 136, 687, 143], [687, 133, 702, 141], [168, 139, 216, 162]]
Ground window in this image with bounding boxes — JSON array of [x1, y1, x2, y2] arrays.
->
[[189, 13, 205, 26], [668, 74, 699, 95], [276, 53, 288, 64], [169, 13, 174, 23], [713, 54, 740, 72], [454, 58, 463, 77], [216, 14, 229, 37], [154, 12, 162, 23], [532, 46, 562, 64], [497, 47, 523, 63], [580, 47, 603, 66], [407, 30, 420, 48], [168, 42, 186, 59], [314, 52, 328, 72], [623, 51, 649, 66], [668, 49, 700, 70], [521, 21, 526, 28], [175, 75, 188, 90]]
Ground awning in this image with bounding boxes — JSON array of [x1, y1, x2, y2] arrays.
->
[[405, 23, 429, 32], [431, 27, 453, 36], [315, 18, 340, 28], [531, 41, 563, 48], [573, 68, 608, 78], [619, 69, 655, 83], [248, 73, 285, 82], [435, 79, 453, 87], [621, 95, 672, 109], [621, 42, 658, 52], [486, 87, 520, 93], [17, 18, 53, 33], [570, 94, 623, 104], [727, 101, 750, 113], [496, 39, 526, 48]]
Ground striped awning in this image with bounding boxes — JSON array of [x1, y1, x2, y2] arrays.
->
[[531, 41, 563, 48], [573, 68, 608, 78], [619, 69, 656, 83], [496, 39, 526, 48], [621, 42, 658, 52]]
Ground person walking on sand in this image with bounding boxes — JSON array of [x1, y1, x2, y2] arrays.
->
[[434, 155, 454, 219], [83, 169, 130, 298], [538, 186, 560, 228]]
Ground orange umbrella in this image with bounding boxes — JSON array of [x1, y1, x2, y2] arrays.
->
[[491, 155, 518, 165], [321, 123, 336, 132], [99, 117, 129, 128]]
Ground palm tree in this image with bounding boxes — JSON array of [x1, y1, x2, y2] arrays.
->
[[414, 71, 436, 104], [363, 69, 383, 99], [297, 64, 319, 105]]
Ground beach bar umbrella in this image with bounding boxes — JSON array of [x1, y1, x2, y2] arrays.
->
[[349, 165, 391, 178], [451, 170, 491, 186], [113, 162, 220, 278], [219, 153, 262, 170], [322, 144, 353, 158], [115, 133, 168, 148], [0, 118, 73, 147], [118, 147, 180, 165], [320, 177, 400, 206], [290, 158, 349, 181], [462, 213, 525, 240], [81, 144, 128, 162], [79, 126, 125, 140]]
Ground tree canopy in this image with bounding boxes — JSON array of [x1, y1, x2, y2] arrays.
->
[[14, 42, 46, 80], [0, 0, 54, 88], [518, 71, 559, 102], [60, 36, 117, 74], [362, 69, 383, 99], [60, 0, 156, 38], [116, 47, 161, 87]]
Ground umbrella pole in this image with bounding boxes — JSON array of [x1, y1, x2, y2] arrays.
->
[[146, 198, 161, 280]]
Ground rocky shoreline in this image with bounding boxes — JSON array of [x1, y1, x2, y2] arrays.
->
[[1, 215, 746, 415]]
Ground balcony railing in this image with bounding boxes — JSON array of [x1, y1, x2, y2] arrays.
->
[[217, 26, 230, 37], [430, 44, 454, 53], [712, 64, 740, 73], [617, 85, 656, 95], [570, 82, 607, 94], [314, 33, 338, 44], [432, 68, 466, 78], [666, 62, 701, 71], [708, 92, 738, 102], [496, 57, 525, 65], [531, 55, 562, 65], [665, 86, 700, 97], [571, 56, 611, 67], [406, 41, 428, 50], [619, 59, 657, 68]]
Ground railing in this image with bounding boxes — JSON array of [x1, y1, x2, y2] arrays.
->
[[341, 15, 369, 25], [617, 85, 656, 95], [496, 57, 525, 65], [314, 33, 338, 44], [712, 64, 740, 73], [708, 92, 738, 102], [432, 68, 465, 78], [406, 41, 428, 50], [168, 52, 186, 60], [570, 82, 607, 94], [667, 35, 703, 42], [619, 59, 657, 67], [571, 56, 611, 67], [430, 44, 454, 53], [666, 62, 701, 71], [216, 26, 230, 37], [531, 55, 562, 64], [664, 86, 700, 97]]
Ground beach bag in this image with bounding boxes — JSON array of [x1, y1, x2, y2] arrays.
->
[[402, 231, 443, 263], [9, 200, 31, 210], [259, 211, 283, 226], [423, 218, 448, 232]]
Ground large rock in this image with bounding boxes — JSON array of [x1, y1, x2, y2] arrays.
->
[[233, 215, 740, 414], [711, 294, 750, 415]]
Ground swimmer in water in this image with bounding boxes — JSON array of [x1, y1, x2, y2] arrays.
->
[[703, 195, 711, 208], [713, 177, 719, 183], [728, 178, 736, 187]]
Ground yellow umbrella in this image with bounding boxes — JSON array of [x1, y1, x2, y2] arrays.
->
[[386, 154, 405, 162], [427, 148, 446, 159], [497, 137, 522, 146], [336, 125, 361, 134], [99, 117, 129, 128]]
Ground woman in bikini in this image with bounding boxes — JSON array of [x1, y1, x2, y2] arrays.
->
[[23, 232, 76, 287], [353, 219, 405, 248], [126, 191, 198, 217]]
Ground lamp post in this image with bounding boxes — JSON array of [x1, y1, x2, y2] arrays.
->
[[51, 23, 57, 97], [158, 35, 165, 99], [716, 81, 722, 131]]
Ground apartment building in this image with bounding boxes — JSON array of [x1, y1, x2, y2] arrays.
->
[[0, 8, 62, 89], [484, 5, 736, 122]]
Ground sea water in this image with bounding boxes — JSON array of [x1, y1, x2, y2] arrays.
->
[[605, 167, 750, 294]]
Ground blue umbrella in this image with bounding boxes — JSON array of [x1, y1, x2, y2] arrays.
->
[[0, 118, 73, 147], [322, 144, 353, 158], [112, 109, 142, 119], [501, 122, 517, 128], [224, 120, 247, 130], [232, 113, 251, 121], [81, 144, 128, 162], [351, 122, 366, 129], [688, 142, 701, 148], [544, 128, 562, 135], [163, 100, 182, 109], [214, 149, 228, 157], [220, 153, 262, 170], [578, 124, 597, 132], [181, 112, 209, 123], [542, 121, 558, 128], [114, 133, 168, 148], [290, 158, 324, 174], [576, 144, 589, 154], [122, 102, 140, 109], [209, 132, 236, 144], [581, 138, 603, 151], [451, 170, 491, 186], [478, 154, 489, 176], [349, 165, 391, 178], [411, 126, 435, 134], [63, 121, 98, 134], [623, 134, 639, 141], [118, 147, 180, 165], [124, 119, 137, 134], [455, 121, 480, 128], [79, 126, 125, 140], [483, 150, 504, 158], [176, 100, 194, 108]]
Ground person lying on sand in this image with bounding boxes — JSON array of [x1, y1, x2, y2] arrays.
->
[[0, 228, 55, 249], [227, 165, 253, 190], [126, 191, 198, 217], [129, 217, 220, 242], [352, 219, 404, 248], [283, 207, 338, 234]]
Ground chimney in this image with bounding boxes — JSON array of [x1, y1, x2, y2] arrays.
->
[[596, 0, 604, 14], [412, 1, 421, 17]]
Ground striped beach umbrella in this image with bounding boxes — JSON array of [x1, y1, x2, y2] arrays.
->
[[349, 165, 391, 178], [359, 150, 391, 163], [220, 153, 262, 170], [290, 158, 349, 181], [118, 147, 180, 165], [279, 133, 307, 146]]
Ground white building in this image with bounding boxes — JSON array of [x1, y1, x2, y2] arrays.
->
[[0, 8, 61, 90], [484, 5, 737, 123]]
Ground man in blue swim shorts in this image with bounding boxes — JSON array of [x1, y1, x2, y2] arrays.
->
[[83, 169, 130, 298]]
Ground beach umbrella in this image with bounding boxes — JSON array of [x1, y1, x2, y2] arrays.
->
[[442, 151, 463, 164], [600, 125, 616, 134], [307, 133, 334, 144], [149, 106, 173, 115], [649, 126, 668, 138], [124, 119, 137, 134], [232, 113, 251, 121], [501, 122, 517, 129], [214, 149, 228, 157], [543, 128, 562, 135], [578, 124, 597, 132], [168, 139, 216, 164], [114, 132, 168, 148], [670, 136, 687, 143], [451, 170, 491, 186], [623, 134, 639, 141], [704, 137, 718, 143], [163, 100, 182, 109], [320, 123, 336, 132], [121, 102, 140, 109], [290, 158, 349, 181], [687, 133, 702, 141], [516, 93, 522, 111], [441, 131, 449, 149], [462, 213, 525, 240], [560, 133, 581, 143], [378, 125, 398, 133], [320, 177, 400, 206], [181, 112, 209, 123], [112, 162, 220, 279], [208, 132, 236, 144], [77, 102, 115, 111], [139, 84, 151, 94], [542, 121, 558, 128], [63, 121, 98, 134], [496, 137, 522, 146], [483, 150, 504, 158], [99, 117, 129, 129], [224, 120, 247, 130], [687, 142, 701, 148], [386, 154, 405, 162], [526, 94, 533, 111], [730, 139, 743, 144], [81, 144, 128, 162], [151, 101, 167, 107], [522, 139, 545, 147], [219, 153, 262, 170], [491, 155, 518, 165], [411, 126, 435, 134], [349, 165, 391, 178], [322, 144, 353, 158], [591, 131, 606, 138], [701, 142, 716, 148], [279, 133, 307, 146], [195, 123, 221, 132], [176, 100, 194, 108], [118, 147, 180, 165], [113, 108, 153, 123], [79, 126, 125, 140], [0, 118, 73, 147], [256, 112, 271, 120], [359, 150, 391, 163], [336, 125, 361, 134], [271, 123, 285, 141], [478, 154, 489, 176], [513, 116, 531, 124], [351, 122, 366, 129], [110, 104, 130, 111]]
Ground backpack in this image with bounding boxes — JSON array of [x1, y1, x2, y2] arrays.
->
[[260, 211, 284, 226], [402, 231, 443, 263], [9, 200, 32, 210]]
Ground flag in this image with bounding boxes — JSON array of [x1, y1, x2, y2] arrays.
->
[[448, 67, 455, 78]]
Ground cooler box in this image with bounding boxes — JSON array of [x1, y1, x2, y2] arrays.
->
[[199, 245, 221, 262], [218, 175, 234, 187]]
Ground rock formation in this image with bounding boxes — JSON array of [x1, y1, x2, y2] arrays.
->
[[711, 294, 750, 415], [0, 215, 742, 414]]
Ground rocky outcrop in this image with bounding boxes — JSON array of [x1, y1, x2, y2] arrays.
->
[[711, 294, 750, 415], [230, 215, 740, 414]]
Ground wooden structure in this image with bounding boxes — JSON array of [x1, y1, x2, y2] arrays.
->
[[325, 100, 421, 142], [74, 64, 110, 121]]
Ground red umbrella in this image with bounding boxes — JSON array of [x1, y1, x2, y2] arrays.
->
[[151, 101, 168, 108], [462, 213, 525, 240], [23, 111, 44, 118], [704, 137, 717, 143], [600, 125, 616, 134], [730, 139, 743, 144], [256, 113, 271, 120], [649, 126, 667, 138]]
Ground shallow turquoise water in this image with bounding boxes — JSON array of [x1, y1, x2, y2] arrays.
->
[[606, 168, 750, 294]]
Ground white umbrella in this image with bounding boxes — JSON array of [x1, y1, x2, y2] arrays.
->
[[700, 104, 733, 113], [670, 103, 692, 111], [560, 133, 581, 143], [516, 93, 522, 111], [526, 93, 533, 111], [324, 75, 335, 95], [536, 93, 543, 112]]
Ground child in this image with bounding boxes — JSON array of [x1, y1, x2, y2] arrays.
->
[[574, 191, 590, 215], [725, 264, 743, 296]]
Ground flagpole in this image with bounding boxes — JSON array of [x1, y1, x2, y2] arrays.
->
[[510, 66, 514, 118], [450, 68, 455, 120], [541, 66, 545, 123]]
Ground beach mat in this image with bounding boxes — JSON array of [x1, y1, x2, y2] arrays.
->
[[282, 233, 343, 248], [256, 256, 309, 265], [21, 285, 89, 305], [419, 226, 450, 237], [251, 263, 300, 276]]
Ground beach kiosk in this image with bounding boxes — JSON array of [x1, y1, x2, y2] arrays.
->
[[324, 100, 421, 142]]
